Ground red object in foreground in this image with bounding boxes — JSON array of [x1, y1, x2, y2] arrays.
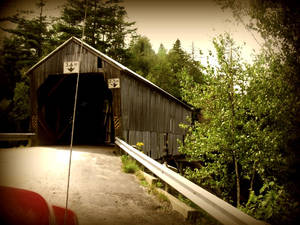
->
[[0, 186, 78, 225]]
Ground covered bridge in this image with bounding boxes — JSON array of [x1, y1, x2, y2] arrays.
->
[[27, 37, 192, 159]]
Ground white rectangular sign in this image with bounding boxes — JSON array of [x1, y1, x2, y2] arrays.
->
[[108, 78, 120, 89], [63, 61, 79, 74]]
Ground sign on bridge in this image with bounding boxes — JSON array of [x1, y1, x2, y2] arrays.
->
[[108, 78, 120, 89], [63, 61, 79, 74]]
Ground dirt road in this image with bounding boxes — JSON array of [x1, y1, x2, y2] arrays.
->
[[0, 146, 186, 225]]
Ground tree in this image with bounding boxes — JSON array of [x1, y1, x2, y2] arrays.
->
[[125, 37, 204, 99], [149, 39, 203, 99], [168, 39, 187, 74], [167, 39, 203, 97], [53, 0, 136, 62], [215, 0, 300, 221], [215, 0, 300, 165], [0, 0, 51, 95], [126, 35, 156, 77], [179, 33, 298, 224], [180, 34, 247, 206], [146, 43, 175, 96], [157, 43, 167, 57], [216, 0, 299, 55], [0, 0, 136, 132], [0, 0, 52, 60], [238, 49, 298, 224], [9, 70, 30, 132], [0, 0, 50, 132]]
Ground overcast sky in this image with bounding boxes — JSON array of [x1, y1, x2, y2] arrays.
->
[[0, 0, 262, 61]]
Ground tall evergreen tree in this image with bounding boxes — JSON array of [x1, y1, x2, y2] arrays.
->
[[0, 0, 50, 132], [157, 43, 167, 57], [168, 39, 187, 74], [160, 39, 203, 98], [168, 39, 203, 81], [0, 0, 51, 61], [147, 43, 174, 95], [53, 0, 136, 62], [126, 35, 156, 77]]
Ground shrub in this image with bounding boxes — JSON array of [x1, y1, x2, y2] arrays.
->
[[121, 155, 139, 173]]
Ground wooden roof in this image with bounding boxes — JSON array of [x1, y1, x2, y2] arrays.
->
[[26, 36, 191, 109]]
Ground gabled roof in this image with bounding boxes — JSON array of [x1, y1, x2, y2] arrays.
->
[[26, 36, 191, 109]]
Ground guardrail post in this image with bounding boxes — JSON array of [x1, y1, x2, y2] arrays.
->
[[163, 162, 170, 192]]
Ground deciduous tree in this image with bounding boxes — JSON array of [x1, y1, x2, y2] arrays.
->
[[179, 33, 298, 224]]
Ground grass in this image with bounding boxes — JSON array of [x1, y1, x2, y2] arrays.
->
[[121, 155, 220, 224], [135, 170, 170, 204], [178, 193, 199, 209], [156, 192, 170, 203], [155, 181, 164, 188], [121, 155, 140, 174]]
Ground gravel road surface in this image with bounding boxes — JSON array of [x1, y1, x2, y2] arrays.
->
[[0, 146, 186, 225]]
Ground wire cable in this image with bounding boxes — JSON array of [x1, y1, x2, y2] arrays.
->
[[63, 1, 88, 224]]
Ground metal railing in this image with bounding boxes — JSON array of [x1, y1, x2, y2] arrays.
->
[[0, 133, 35, 146], [115, 137, 268, 225]]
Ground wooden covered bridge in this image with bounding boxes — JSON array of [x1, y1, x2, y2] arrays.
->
[[27, 37, 192, 159]]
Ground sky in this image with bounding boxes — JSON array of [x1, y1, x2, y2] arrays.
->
[[0, 0, 263, 62]]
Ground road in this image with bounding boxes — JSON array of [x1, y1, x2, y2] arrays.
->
[[0, 146, 186, 225]]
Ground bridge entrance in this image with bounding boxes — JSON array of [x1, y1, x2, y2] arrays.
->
[[37, 73, 114, 145]]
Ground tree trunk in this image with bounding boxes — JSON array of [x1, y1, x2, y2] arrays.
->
[[38, 0, 45, 58], [234, 153, 240, 207], [92, 0, 97, 46], [250, 161, 256, 192], [228, 48, 240, 207]]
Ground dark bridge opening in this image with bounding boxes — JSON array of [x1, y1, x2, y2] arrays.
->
[[37, 73, 113, 145]]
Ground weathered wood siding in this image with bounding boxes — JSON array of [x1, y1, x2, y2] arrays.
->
[[120, 71, 191, 159], [29, 37, 192, 158], [29, 40, 122, 142], [30, 43, 104, 90]]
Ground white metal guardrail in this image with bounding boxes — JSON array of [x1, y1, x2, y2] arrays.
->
[[0, 133, 36, 140], [115, 137, 268, 225], [0, 133, 36, 146]]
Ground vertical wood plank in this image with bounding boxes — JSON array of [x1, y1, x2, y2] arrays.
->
[[29, 37, 193, 158]]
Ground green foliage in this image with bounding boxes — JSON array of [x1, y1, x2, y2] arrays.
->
[[0, 0, 136, 133], [161, 39, 203, 98], [0, 1, 50, 132], [215, 3, 300, 221], [0, 38, 25, 99], [180, 33, 247, 205], [121, 155, 139, 174], [126, 36, 156, 77], [11, 81, 30, 122], [139, 178, 149, 187], [54, 0, 136, 62], [156, 192, 169, 203], [179, 33, 298, 224], [216, 0, 299, 56], [0, 1, 52, 60], [240, 183, 298, 224], [126, 38, 203, 99], [146, 43, 175, 95], [155, 181, 163, 188]]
